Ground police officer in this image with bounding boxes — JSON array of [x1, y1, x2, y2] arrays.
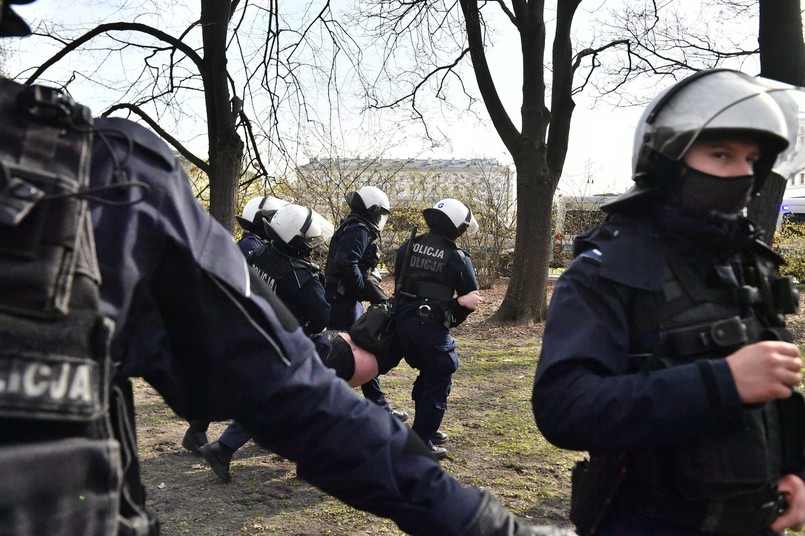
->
[[201, 203, 333, 483], [235, 194, 289, 256], [181, 194, 292, 454], [324, 185, 407, 420], [0, 3, 575, 535], [533, 69, 805, 535], [394, 199, 483, 459]]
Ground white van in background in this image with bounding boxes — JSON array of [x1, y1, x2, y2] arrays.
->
[[777, 198, 805, 258], [779, 197, 805, 226]]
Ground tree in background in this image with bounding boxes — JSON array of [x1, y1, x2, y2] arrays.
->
[[355, 1, 630, 323], [17, 1, 362, 232], [748, 0, 805, 242]]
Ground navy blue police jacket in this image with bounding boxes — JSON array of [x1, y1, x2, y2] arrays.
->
[[250, 244, 330, 335], [532, 213, 745, 453], [237, 231, 264, 257], [328, 217, 379, 297], [89, 117, 482, 534]]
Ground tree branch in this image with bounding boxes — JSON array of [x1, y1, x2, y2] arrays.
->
[[102, 103, 210, 174], [26, 22, 207, 86]]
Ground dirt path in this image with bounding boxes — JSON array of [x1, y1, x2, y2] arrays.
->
[[133, 278, 805, 534]]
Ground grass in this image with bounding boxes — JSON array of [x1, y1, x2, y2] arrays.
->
[[137, 332, 578, 534]]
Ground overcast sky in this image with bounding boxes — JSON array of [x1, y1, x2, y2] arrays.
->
[[7, 1, 772, 197]]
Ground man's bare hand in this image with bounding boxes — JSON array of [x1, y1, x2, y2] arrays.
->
[[770, 474, 805, 532], [457, 290, 482, 310], [725, 341, 802, 404]]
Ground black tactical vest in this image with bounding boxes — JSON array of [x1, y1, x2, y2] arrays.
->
[[399, 231, 457, 303], [621, 242, 802, 533], [250, 244, 296, 292]]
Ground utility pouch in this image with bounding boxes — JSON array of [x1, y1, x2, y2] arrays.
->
[[0, 438, 121, 536], [348, 304, 393, 356], [778, 388, 805, 475], [569, 453, 627, 535]]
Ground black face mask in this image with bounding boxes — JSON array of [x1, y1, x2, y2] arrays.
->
[[679, 166, 755, 215]]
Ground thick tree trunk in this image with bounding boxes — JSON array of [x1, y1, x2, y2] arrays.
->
[[748, 0, 805, 242], [490, 150, 553, 324], [201, 0, 244, 233]]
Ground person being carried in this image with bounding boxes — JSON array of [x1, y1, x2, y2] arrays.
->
[[181, 194, 292, 454], [200, 203, 334, 482]]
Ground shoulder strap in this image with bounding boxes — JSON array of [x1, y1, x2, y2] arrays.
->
[[393, 226, 418, 301]]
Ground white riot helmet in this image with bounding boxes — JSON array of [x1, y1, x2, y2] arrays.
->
[[236, 195, 290, 232], [605, 69, 798, 212], [423, 198, 479, 240], [266, 204, 334, 252], [345, 185, 391, 230]]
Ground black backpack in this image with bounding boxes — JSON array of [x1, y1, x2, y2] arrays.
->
[[0, 79, 156, 535]]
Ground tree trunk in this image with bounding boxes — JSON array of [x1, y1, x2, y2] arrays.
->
[[201, 0, 244, 232], [491, 152, 554, 323], [747, 0, 805, 242]]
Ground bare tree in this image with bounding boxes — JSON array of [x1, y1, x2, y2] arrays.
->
[[18, 1, 363, 232], [747, 0, 805, 242], [355, 1, 630, 323]]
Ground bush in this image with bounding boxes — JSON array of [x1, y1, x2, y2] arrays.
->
[[776, 218, 805, 283]]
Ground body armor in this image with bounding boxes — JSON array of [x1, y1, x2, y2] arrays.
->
[[249, 243, 316, 293], [575, 215, 803, 534], [0, 79, 156, 535], [398, 232, 457, 305]]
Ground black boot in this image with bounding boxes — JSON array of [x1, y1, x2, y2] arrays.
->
[[429, 444, 447, 460], [432, 430, 449, 445], [200, 441, 233, 484], [181, 426, 208, 456], [389, 408, 409, 422]]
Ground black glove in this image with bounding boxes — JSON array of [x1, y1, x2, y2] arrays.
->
[[447, 298, 473, 327], [461, 493, 576, 536], [359, 270, 389, 304]]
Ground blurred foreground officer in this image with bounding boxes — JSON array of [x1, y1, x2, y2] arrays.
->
[[0, 3, 572, 535], [394, 199, 483, 459], [325, 185, 407, 420], [533, 69, 805, 535], [234, 194, 289, 256]]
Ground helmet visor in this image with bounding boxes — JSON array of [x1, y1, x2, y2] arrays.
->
[[303, 210, 335, 249], [636, 71, 800, 173], [376, 213, 389, 231], [769, 90, 805, 181], [465, 213, 479, 236]]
